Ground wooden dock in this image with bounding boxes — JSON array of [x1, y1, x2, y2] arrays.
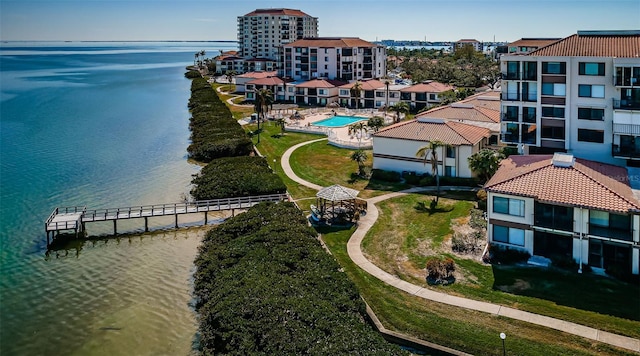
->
[[45, 193, 289, 241]]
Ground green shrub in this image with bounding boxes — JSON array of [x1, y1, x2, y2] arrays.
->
[[425, 257, 456, 285], [191, 156, 287, 200], [550, 255, 578, 270], [184, 70, 201, 79], [402, 171, 424, 185], [193, 202, 403, 355], [370, 169, 402, 182]]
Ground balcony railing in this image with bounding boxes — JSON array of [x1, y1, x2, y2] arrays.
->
[[535, 217, 573, 232], [613, 123, 640, 135], [502, 114, 519, 122], [613, 99, 640, 110], [612, 144, 640, 159], [501, 93, 521, 101], [589, 225, 633, 240], [501, 132, 519, 143], [613, 75, 638, 87], [502, 72, 521, 80]]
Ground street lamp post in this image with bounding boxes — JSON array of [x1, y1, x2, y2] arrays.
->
[[500, 332, 506, 356]]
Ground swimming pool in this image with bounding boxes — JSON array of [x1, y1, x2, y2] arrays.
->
[[313, 115, 368, 127]]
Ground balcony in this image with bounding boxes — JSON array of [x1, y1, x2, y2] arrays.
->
[[613, 99, 640, 110], [535, 216, 573, 232], [612, 144, 640, 159], [502, 72, 521, 80], [613, 123, 640, 135], [501, 132, 519, 143], [589, 225, 632, 240], [501, 93, 521, 101], [613, 75, 639, 87]]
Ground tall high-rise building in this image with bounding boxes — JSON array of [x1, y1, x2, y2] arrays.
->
[[237, 8, 318, 60]]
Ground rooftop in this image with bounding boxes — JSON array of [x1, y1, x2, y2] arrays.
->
[[485, 155, 640, 213], [529, 31, 640, 58], [400, 81, 454, 93], [416, 91, 501, 124], [373, 119, 490, 146], [242, 8, 313, 17], [246, 77, 285, 86], [237, 71, 278, 79], [508, 38, 561, 49], [284, 37, 380, 48], [295, 79, 346, 88]]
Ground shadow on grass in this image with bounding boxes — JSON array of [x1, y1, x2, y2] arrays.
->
[[270, 133, 284, 139], [414, 200, 455, 215], [491, 264, 640, 322]]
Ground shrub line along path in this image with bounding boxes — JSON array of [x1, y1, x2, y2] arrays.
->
[[279, 138, 640, 354]]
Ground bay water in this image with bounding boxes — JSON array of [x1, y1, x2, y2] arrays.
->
[[0, 42, 234, 355]]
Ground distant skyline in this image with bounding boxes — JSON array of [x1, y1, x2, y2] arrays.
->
[[1, 0, 639, 43]]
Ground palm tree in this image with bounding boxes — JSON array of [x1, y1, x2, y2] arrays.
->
[[350, 81, 362, 109], [416, 140, 449, 205], [275, 118, 286, 136], [390, 101, 409, 123], [383, 78, 391, 117], [350, 149, 368, 177], [254, 88, 274, 130], [194, 52, 199, 67], [225, 70, 237, 85], [348, 122, 367, 147], [468, 149, 504, 183], [367, 116, 385, 132]]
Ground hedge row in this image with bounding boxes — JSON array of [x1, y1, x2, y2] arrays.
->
[[193, 202, 403, 355], [187, 77, 252, 162], [190, 156, 287, 200]]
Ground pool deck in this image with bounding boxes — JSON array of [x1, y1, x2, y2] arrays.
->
[[284, 108, 396, 147]]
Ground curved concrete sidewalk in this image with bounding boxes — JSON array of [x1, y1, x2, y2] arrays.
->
[[280, 139, 640, 353]]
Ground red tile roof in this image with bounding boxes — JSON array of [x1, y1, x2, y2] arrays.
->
[[417, 91, 500, 123], [508, 38, 561, 49], [243, 8, 312, 17], [339, 79, 385, 90], [237, 71, 278, 79], [284, 37, 379, 48], [529, 31, 640, 58], [485, 155, 640, 213], [295, 79, 346, 88], [400, 81, 454, 93], [373, 119, 490, 146], [246, 77, 285, 86]]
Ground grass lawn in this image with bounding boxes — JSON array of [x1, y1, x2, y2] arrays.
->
[[319, 227, 631, 356], [288, 140, 410, 199], [362, 192, 640, 339]]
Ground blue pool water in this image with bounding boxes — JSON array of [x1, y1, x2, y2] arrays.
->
[[313, 115, 367, 127]]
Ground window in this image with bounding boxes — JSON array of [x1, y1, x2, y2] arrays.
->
[[503, 106, 518, 121], [578, 108, 604, 120], [446, 146, 456, 158], [522, 82, 537, 101], [541, 126, 565, 140], [542, 62, 566, 74], [429, 94, 437, 100], [541, 83, 566, 96], [523, 61, 537, 80], [493, 225, 526, 246], [318, 89, 326, 95], [578, 85, 605, 98], [376, 92, 385, 97], [339, 89, 349, 96], [589, 210, 632, 240], [445, 166, 456, 177], [579, 62, 605, 76], [577, 129, 604, 143], [523, 107, 536, 123], [493, 196, 525, 217], [541, 107, 565, 118]]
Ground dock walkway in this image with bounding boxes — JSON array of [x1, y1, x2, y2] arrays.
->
[[45, 193, 289, 239]]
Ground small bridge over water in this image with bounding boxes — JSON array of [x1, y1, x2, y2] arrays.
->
[[45, 193, 289, 242]]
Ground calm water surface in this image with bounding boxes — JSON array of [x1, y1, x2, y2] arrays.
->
[[0, 42, 234, 355]]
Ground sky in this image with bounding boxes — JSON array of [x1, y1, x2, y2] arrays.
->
[[1, 0, 639, 43]]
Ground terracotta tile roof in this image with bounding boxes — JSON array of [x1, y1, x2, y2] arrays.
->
[[243, 8, 311, 17], [339, 79, 385, 90], [529, 31, 640, 58], [246, 77, 285, 86], [416, 91, 501, 123], [284, 37, 379, 48], [400, 81, 454, 93], [237, 71, 278, 79], [295, 79, 346, 88], [508, 38, 561, 49], [485, 155, 640, 213], [373, 119, 490, 146]]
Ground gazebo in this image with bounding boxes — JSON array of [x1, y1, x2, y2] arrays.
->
[[312, 184, 366, 223]]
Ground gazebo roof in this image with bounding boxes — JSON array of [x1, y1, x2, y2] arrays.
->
[[316, 185, 360, 201]]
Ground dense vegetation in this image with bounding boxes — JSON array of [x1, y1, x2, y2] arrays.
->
[[190, 156, 286, 200], [187, 77, 252, 162], [193, 202, 404, 355], [390, 45, 500, 88]]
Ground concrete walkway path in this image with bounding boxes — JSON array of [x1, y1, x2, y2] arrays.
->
[[279, 139, 640, 353]]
